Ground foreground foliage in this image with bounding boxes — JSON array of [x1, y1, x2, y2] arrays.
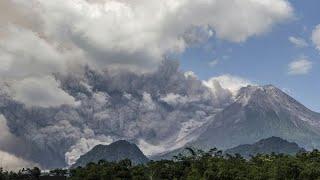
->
[[2, 148, 320, 180]]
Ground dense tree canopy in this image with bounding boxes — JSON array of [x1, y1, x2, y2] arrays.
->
[[1, 148, 320, 180]]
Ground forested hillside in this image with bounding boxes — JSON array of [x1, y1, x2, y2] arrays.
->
[[2, 148, 320, 180]]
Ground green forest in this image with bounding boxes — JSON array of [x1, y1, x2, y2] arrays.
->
[[2, 148, 320, 180]]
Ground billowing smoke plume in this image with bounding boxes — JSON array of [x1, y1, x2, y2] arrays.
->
[[0, 115, 38, 170], [0, 60, 236, 168], [0, 0, 291, 168], [0, 0, 291, 111], [0, 0, 293, 78]]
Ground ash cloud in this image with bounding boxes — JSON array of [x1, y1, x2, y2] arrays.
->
[[0, 0, 293, 111], [1, 0, 293, 75], [0, 115, 38, 171], [0, 0, 291, 168], [0, 60, 235, 168]]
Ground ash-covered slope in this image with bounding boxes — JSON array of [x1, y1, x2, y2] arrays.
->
[[72, 140, 149, 168], [196, 85, 320, 150], [225, 136, 305, 158]]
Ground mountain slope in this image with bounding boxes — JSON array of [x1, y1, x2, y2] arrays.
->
[[225, 136, 305, 158], [196, 85, 320, 150], [72, 140, 149, 168]]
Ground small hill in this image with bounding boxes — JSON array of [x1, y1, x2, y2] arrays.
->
[[72, 140, 149, 168], [225, 136, 305, 158]]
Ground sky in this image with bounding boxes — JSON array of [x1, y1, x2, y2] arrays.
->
[[0, 0, 319, 112], [179, 0, 320, 112]]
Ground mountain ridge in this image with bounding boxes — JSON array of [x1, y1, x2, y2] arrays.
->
[[225, 136, 305, 158], [195, 85, 320, 150]]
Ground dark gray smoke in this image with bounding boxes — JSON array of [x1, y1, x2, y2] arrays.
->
[[0, 60, 232, 168]]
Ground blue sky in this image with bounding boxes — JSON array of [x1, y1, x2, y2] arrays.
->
[[179, 0, 320, 112]]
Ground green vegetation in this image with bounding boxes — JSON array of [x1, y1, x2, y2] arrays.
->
[[73, 140, 149, 168], [225, 137, 305, 159], [0, 167, 41, 180], [2, 148, 320, 180]]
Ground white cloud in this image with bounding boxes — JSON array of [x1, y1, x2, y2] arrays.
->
[[1, 0, 293, 74], [0, 27, 84, 78], [0, 0, 294, 110], [184, 71, 197, 79], [204, 74, 253, 95], [0, 27, 62, 78], [209, 59, 219, 67], [0, 11, 83, 108], [288, 58, 313, 75], [0, 0, 295, 111], [160, 93, 189, 106], [9, 76, 77, 108], [0, 0, 40, 32], [289, 36, 308, 48], [312, 24, 320, 51]]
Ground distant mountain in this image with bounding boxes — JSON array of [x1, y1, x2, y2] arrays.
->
[[72, 140, 149, 168], [225, 136, 305, 158], [152, 137, 305, 160], [196, 85, 320, 150]]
